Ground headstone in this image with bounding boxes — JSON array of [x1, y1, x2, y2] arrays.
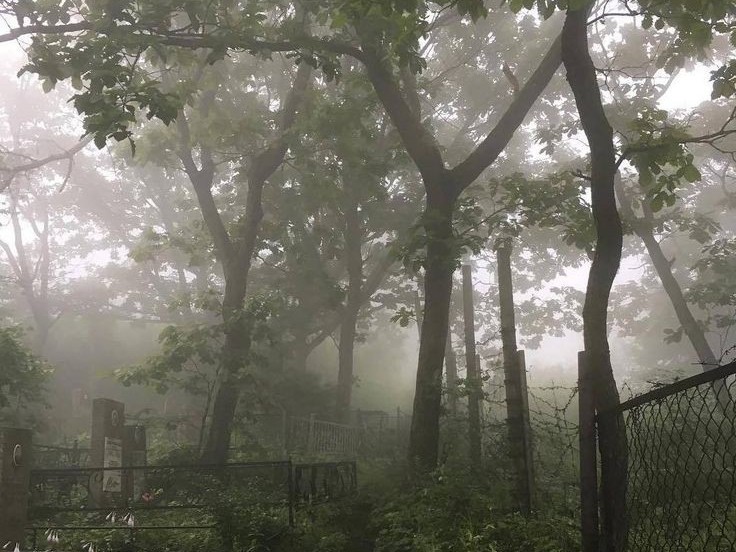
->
[[0, 428, 32, 547], [90, 398, 125, 507], [123, 425, 146, 502]]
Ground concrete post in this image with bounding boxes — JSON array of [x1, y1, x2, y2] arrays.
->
[[90, 398, 125, 507], [123, 425, 146, 502], [0, 428, 33, 547], [517, 350, 536, 511]]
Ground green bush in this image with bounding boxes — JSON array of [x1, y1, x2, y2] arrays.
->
[[372, 470, 579, 552]]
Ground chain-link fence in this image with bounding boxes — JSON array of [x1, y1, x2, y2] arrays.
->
[[601, 361, 736, 552]]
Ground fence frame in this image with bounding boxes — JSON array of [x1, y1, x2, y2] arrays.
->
[[24, 458, 357, 548], [585, 358, 736, 552]]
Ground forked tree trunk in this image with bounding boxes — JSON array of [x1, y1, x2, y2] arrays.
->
[[359, 24, 562, 471], [562, 4, 627, 550], [190, 63, 312, 464]]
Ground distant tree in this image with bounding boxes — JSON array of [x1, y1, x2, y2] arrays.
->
[[0, 325, 50, 426]]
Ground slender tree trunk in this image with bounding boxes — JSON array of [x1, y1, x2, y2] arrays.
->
[[336, 190, 363, 424], [496, 239, 533, 513], [462, 262, 482, 467], [201, 253, 254, 463], [562, 4, 627, 550], [409, 193, 456, 471], [445, 330, 458, 415], [616, 182, 719, 368]]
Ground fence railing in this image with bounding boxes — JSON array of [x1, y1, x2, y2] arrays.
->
[[289, 415, 362, 457], [26, 459, 357, 549], [32, 443, 90, 468], [596, 359, 736, 552]]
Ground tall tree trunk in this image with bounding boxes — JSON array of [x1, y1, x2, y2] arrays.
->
[[462, 262, 482, 467], [409, 193, 456, 471], [562, 4, 627, 550], [496, 239, 533, 513], [336, 189, 363, 424]]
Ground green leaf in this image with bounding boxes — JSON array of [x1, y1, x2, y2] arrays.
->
[[682, 164, 701, 183], [650, 195, 664, 213], [509, 0, 524, 13]]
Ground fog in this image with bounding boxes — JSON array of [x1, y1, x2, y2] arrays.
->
[[0, 1, 735, 551]]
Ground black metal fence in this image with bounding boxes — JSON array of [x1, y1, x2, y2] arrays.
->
[[26, 460, 357, 550], [33, 443, 90, 468], [599, 360, 736, 552]]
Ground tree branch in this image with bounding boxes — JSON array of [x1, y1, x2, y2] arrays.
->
[[0, 137, 91, 192], [449, 32, 562, 190]]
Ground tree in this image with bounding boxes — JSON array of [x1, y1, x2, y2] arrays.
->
[[0, 325, 50, 426], [2, 0, 565, 470], [345, 2, 563, 471], [560, 2, 627, 549]]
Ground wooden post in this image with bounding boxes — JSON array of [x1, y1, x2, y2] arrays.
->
[[518, 350, 535, 511], [496, 240, 534, 514], [579, 351, 600, 552], [462, 262, 482, 467], [0, 428, 32, 547], [90, 398, 125, 507]]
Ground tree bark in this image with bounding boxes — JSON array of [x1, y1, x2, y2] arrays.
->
[[335, 187, 363, 424], [562, 4, 627, 550], [177, 62, 312, 464], [462, 262, 482, 467], [496, 239, 533, 514], [409, 193, 456, 470], [358, 25, 562, 471]]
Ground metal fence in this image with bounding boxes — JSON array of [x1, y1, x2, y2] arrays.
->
[[33, 443, 90, 468], [26, 459, 357, 550], [599, 360, 736, 552], [289, 416, 362, 457]]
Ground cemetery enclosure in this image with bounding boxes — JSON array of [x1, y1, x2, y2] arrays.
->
[[0, 398, 359, 550], [2, 359, 735, 551]]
